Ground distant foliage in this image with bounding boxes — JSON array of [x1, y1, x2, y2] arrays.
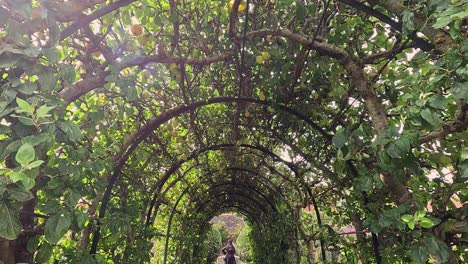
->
[[203, 224, 223, 264], [236, 224, 252, 263]]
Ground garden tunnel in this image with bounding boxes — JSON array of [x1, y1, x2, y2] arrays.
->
[[0, 0, 467, 264], [91, 100, 335, 263]]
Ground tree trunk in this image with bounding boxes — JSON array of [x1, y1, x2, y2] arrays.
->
[[0, 239, 15, 264], [15, 197, 36, 263], [307, 239, 315, 264], [351, 214, 369, 264], [345, 61, 417, 208], [0, 197, 36, 264]]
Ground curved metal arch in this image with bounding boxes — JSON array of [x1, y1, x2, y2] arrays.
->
[[190, 182, 278, 213], [152, 158, 298, 207], [239, 122, 340, 183], [144, 143, 309, 226], [195, 201, 270, 228], [190, 205, 264, 263], [146, 164, 303, 225], [152, 167, 299, 221], [194, 190, 275, 217], [160, 188, 272, 264], [156, 170, 306, 261], [155, 169, 301, 263], [162, 188, 188, 264], [91, 97, 334, 254]]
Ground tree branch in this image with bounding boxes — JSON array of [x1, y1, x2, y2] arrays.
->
[[59, 0, 136, 41], [58, 50, 236, 103], [420, 103, 468, 143], [336, 0, 433, 51], [366, 0, 453, 52], [228, 0, 242, 40]]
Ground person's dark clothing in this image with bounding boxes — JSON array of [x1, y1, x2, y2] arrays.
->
[[222, 244, 236, 264]]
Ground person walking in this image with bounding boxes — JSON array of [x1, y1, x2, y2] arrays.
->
[[221, 239, 236, 264]]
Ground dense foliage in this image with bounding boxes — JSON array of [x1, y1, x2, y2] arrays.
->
[[0, 0, 467, 263], [236, 224, 252, 263], [201, 224, 223, 264]]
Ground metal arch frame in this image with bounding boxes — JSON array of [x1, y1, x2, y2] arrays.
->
[[154, 167, 302, 263], [91, 97, 335, 255], [144, 143, 309, 225], [147, 151, 328, 261], [145, 156, 305, 225], [160, 185, 276, 255], [150, 157, 300, 207], [190, 205, 264, 262], [189, 199, 303, 263], [161, 194, 270, 264], [162, 187, 188, 264], [194, 190, 274, 216]]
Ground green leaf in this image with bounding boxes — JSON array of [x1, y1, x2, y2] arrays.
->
[[401, 214, 413, 223], [428, 0, 449, 12], [0, 199, 22, 240], [411, 245, 429, 263], [20, 177, 35, 190], [10, 114, 35, 126], [124, 86, 138, 101], [21, 133, 52, 147], [59, 122, 82, 141], [36, 104, 55, 118], [17, 82, 37, 95], [395, 137, 410, 155], [433, 15, 452, 28], [364, 217, 384, 234], [402, 10, 415, 35], [0, 53, 20, 67], [0, 140, 22, 162], [26, 160, 44, 169], [6, 185, 34, 201], [386, 143, 401, 159], [255, 55, 264, 64], [43, 47, 62, 64], [45, 213, 72, 244], [16, 97, 33, 115], [74, 210, 88, 229], [64, 189, 81, 207], [9, 171, 28, 183], [295, 2, 306, 20], [419, 217, 434, 228], [35, 242, 53, 263], [460, 38, 468, 54], [80, 255, 98, 264], [408, 220, 415, 230], [458, 160, 468, 179], [59, 64, 76, 83], [15, 143, 35, 166], [429, 95, 448, 110], [37, 70, 58, 91], [430, 153, 452, 166], [461, 188, 468, 196], [27, 235, 40, 253], [420, 108, 442, 128], [415, 210, 426, 219], [354, 175, 373, 193], [451, 11, 468, 20], [332, 130, 346, 148], [425, 235, 450, 262], [24, 47, 41, 57], [10, 171, 36, 190]]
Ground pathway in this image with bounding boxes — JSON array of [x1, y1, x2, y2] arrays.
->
[[216, 255, 242, 264]]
